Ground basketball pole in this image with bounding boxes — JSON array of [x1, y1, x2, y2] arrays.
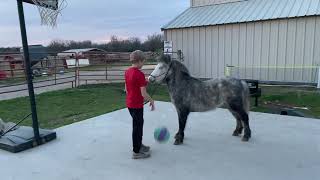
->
[[17, 0, 41, 144]]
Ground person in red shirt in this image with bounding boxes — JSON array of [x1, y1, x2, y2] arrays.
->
[[125, 50, 155, 159]]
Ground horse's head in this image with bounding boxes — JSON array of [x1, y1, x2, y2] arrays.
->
[[148, 54, 173, 83], [148, 54, 190, 83]]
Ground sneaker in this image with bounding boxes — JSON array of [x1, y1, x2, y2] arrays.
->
[[140, 144, 150, 153], [132, 151, 150, 159]]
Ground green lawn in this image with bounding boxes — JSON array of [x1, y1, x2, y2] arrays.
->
[[0, 83, 319, 129], [0, 83, 169, 129], [251, 86, 320, 118]]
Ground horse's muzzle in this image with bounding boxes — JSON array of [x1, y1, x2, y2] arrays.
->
[[148, 76, 155, 83]]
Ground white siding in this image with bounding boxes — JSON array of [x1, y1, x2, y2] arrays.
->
[[277, 20, 287, 81], [231, 24, 240, 74], [303, 17, 315, 82], [200, 28, 206, 77], [294, 18, 306, 82], [177, 29, 184, 56], [314, 18, 320, 83], [212, 27, 219, 78], [171, 30, 177, 58], [164, 16, 320, 83], [225, 25, 233, 76], [187, 28, 194, 75], [269, 21, 279, 81], [239, 24, 247, 79], [260, 21, 270, 81], [182, 29, 189, 69], [253, 22, 262, 80], [286, 19, 296, 82], [218, 26, 225, 77], [245, 23, 254, 79], [205, 27, 212, 78], [194, 27, 201, 77]]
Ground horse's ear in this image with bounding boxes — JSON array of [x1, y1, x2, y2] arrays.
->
[[157, 54, 172, 64]]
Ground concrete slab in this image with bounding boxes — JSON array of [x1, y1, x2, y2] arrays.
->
[[1, 101, 319, 180]]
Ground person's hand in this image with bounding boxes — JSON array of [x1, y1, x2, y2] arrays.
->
[[149, 99, 155, 111]]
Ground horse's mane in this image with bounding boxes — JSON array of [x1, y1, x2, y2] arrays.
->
[[172, 60, 190, 77], [158, 54, 190, 77]]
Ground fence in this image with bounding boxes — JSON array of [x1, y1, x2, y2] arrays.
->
[[0, 52, 76, 97], [0, 51, 163, 98], [76, 51, 184, 85]]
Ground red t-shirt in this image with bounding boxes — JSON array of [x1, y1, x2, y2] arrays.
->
[[125, 67, 147, 108]]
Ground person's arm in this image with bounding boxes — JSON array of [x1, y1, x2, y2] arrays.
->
[[140, 87, 152, 102], [141, 87, 155, 111]]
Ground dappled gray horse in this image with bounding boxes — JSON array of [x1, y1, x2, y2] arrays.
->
[[148, 55, 251, 145]]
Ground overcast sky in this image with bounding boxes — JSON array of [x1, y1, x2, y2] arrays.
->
[[0, 0, 189, 47]]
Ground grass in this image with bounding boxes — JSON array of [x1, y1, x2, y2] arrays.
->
[[252, 86, 320, 118], [0, 83, 169, 129], [0, 84, 319, 129]]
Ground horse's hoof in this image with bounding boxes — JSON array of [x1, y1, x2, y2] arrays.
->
[[174, 139, 183, 145], [175, 133, 184, 139], [232, 131, 241, 137], [241, 137, 249, 142]]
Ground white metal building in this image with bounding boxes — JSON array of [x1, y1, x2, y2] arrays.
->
[[162, 0, 320, 83]]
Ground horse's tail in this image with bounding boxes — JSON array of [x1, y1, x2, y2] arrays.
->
[[241, 80, 250, 113]]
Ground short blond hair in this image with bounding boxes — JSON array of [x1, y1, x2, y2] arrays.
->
[[130, 50, 145, 63]]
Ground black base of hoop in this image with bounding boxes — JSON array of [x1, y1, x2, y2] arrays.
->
[[0, 126, 56, 153]]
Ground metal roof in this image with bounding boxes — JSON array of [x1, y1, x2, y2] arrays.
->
[[62, 48, 105, 53], [162, 0, 320, 30]]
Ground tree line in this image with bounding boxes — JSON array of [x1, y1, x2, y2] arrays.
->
[[0, 34, 164, 53]]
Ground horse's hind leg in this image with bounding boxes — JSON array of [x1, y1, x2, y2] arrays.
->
[[229, 111, 243, 136], [228, 100, 251, 142], [239, 110, 251, 141], [174, 109, 189, 145]]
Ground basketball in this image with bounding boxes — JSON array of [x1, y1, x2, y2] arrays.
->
[[154, 126, 170, 143]]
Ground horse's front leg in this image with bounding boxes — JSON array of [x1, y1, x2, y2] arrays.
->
[[174, 109, 189, 145]]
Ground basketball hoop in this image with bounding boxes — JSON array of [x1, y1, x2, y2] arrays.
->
[[30, 0, 67, 27], [0, 0, 59, 153]]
